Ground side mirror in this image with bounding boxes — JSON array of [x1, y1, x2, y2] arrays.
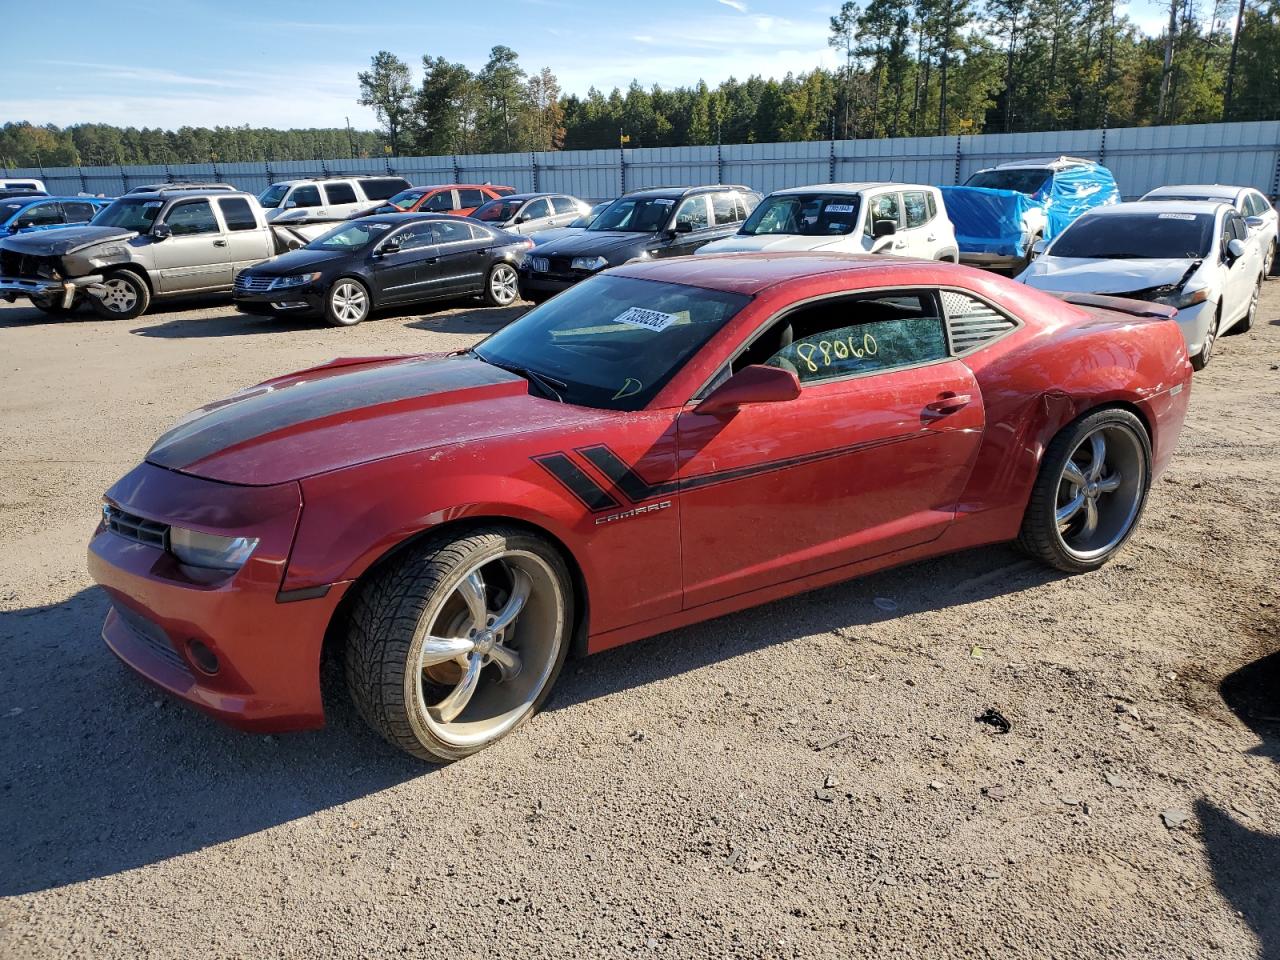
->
[[151, 223, 172, 240], [1227, 237, 1246, 260], [376, 241, 401, 256], [514, 214, 529, 224], [693, 364, 801, 416], [1031, 238, 1047, 256], [872, 218, 897, 238], [674, 220, 694, 234], [1245, 215, 1264, 231], [283, 200, 297, 209]]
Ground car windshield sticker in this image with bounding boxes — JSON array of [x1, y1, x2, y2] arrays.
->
[[652, 199, 674, 206], [1158, 213, 1196, 220], [611, 307, 679, 331], [370, 223, 391, 230], [143, 201, 163, 208], [825, 203, 855, 213]]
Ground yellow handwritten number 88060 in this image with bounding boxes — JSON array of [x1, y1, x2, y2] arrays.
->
[[794, 332, 878, 374]]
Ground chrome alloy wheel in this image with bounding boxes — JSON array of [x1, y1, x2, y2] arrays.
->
[[413, 549, 564, 748], [99, 277, 138, 314], [1054, 424, 1146, 562], [488, 263, 519, 305], [330, 281, 369, 324]]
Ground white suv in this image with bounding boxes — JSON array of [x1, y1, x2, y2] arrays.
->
[[697, 183, 959, 261], [257, 175, 411, 222]]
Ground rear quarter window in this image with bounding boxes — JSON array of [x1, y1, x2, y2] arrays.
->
[[359, 178, 411, 200]]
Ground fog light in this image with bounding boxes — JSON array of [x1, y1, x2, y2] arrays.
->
[[187, 639, 220, 675]]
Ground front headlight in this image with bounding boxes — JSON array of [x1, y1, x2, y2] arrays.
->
[[571, 256, 608, 271], [169, 526, 259, 571], [270, 272, 321, 289], [1154, 287, 1208, 309]]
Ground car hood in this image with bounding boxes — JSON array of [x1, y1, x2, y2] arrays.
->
[[145, 354, 608, 486], [530, 226, 585, 246], [244, 247, 352, 276], [535, 230, 652, 262], [0, 225, 138, 256], [698, 234, 847, 254], [1019, 256, 1203, 293]]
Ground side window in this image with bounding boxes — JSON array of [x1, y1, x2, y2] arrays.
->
[[323, 182, 357, 205], [430, 220, 474, 244], [61, 201, 97, 223], [756, 292, 947, 385], [216, 197, 257, 231], [1230, 215, 1249, 242], [165, 200, 219, 235], [1250, 192, 1271, 216], [551, 196, 579, 215], [421, 191, 455, 212], [864, 193, 900, 236], [941, 290, 1018, 352], [290, 186, 322, 208], [711, 192, 739, 226], [523, 198, 551, 220], [393, 222, 435, 252], [456, 188, 486, 208], [926, 191, 938, 221], [675, 195, 710, 230], [903, 191, 929, 229], [19, 202, 63, 226], [359, 178, 408, 201]]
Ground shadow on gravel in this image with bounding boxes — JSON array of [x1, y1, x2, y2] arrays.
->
[[1198, 648, 1280, 960], [0, 589, 422, 897], [0, 544, 1061, 896], [129, 301, 526, 339], [402, 301, 528, 334]]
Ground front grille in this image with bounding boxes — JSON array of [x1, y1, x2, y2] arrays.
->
[[114, 604, 191, 677], [103, 504, 169, 549], [234, 273, 274, 293], [549, 257, 574, 274], [0, 249, 54, 279]]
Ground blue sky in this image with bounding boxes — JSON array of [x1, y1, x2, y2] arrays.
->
[[3, 0, 1172, 130]]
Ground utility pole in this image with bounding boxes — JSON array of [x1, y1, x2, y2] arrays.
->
[[345, 117, 356, 158]]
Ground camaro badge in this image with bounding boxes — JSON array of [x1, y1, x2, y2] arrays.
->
[[594, 500, 672, 525]]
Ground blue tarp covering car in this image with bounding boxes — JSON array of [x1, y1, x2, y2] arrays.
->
[[941, 159, 1119, 262]]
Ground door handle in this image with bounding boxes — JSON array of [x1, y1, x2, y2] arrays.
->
[[927, 234, 937, 241], [213, 239, 227, 247], [924, 392, 971, 415]]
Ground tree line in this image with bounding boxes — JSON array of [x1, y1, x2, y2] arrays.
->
[[5, 0, 1280, 170]]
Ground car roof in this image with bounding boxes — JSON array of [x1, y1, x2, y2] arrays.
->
[[490, 192, 574, 201], [125, 189, 257, 200], [362, 212, 486, 225], [1081, 199, 1229, 217], [623, 184, 754, 199], [7, 195, 108, 204], [769, 181, 934, 195], [989, 155, 1096, 171], [1143, 184, 1247, 200]]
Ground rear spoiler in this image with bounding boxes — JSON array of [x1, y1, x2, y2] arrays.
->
[[1045, 291, 1178, 320]]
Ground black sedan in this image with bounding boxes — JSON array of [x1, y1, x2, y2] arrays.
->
[[233, 213, 533, 326]]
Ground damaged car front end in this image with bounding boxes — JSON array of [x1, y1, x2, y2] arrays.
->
[[0, 226, 137, 312]]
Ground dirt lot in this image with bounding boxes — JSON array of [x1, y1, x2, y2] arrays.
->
[[0, 286, 1277, 960]]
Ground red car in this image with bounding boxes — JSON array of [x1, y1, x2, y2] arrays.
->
[[359, 183, 516, 218], [87, 255, 1192, 761]]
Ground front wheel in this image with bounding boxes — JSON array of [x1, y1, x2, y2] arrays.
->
[[33, 297, 79, 317], [344, 526, 573, 762], [1191, 306, 1220, 371], [325, 278, 370, 326], [90, 270, 150, 320], [1017, 408, 1151, 574], [483, 262, 520, 306]]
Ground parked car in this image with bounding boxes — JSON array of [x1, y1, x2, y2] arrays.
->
[[519, 185, 761, 301], [469, 192, 592, 235], [127, 181, 237, 195], [0, 188, 47, 201], [941, 156, 1119, 271], [0, 189, 301, 319], [257, 175, 412, 222], [0, 195, 111, 234], [530, 200, 612, 246], [88, 255, 1191, 760], [233, 213, 533, 326], [698, 182, 958, 261], [1017, 200, 1263, 369], [1141, 183, 1278, 276], [0, 177, 45, 193], [353, 184, 516, 219]]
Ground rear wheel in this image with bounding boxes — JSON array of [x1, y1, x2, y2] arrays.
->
[[483, 262, 520, 306], [344, 526, 573, 762], [1191, 306, 1220, 370], [324, 278, 370, 327], [1017, 408, 1151, 574], [90, 270, 150, 321]]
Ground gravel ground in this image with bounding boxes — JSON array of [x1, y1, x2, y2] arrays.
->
[[1, 287, 1277, 960]]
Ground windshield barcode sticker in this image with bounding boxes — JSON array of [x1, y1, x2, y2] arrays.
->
[[1157, 213, 1196, 220], [825, 203, 855, 213], [611, 307, 678, 331]]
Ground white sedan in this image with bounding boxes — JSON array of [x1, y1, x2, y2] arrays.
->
[[1142, 183, 1277, 276], [697, 182, 959, 261], [1017, 200, 1263, 370]]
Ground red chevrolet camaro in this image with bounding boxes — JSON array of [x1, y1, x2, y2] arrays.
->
[[87, 255, 1192, 761]]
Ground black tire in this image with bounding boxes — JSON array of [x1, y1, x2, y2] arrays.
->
[[344, 526, 573, 762], [1016, 407, 1152, 574], [33, 298, 79, 316], [90, 270, 150, 321], [523, 289, 552, 305], [324, 277, 371, 327], [483, 262, 520, 306], [1190, 306, 1220, 371]]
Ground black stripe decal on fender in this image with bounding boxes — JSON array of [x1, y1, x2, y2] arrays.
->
[[531, 453, 620, 511], [576, 446, 680, 502]]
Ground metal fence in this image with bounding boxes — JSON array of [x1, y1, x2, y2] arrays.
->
[[6, 120, 1280, 202]]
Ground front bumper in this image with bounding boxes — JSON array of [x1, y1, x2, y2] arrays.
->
[[958, 252, 1023, 271], [0, 273, 104, 308], [86, 462, 347, 732], [519, 268, 593, 294], [232, 285, 324, 316], [1168, 300, 1212, 357]]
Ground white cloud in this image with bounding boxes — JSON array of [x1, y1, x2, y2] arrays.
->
[[718, 0, 749, 11]]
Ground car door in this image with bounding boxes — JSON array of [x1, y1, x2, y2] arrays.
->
[[215, 196, 270, 279], [284, 184, 324, 220], [862, 191, 904, 254], [321, 181, 360, 218], [675, 289, 985, 609], [455, 187, 487, 216], [151, 198, 233, 292], [511, 197, 552, 235], [898, 190, 937, 257], [1222, 212, 1261, 325], [12, 200, 65, 232], [367, 222, 439, 305], [666, 195, 714, 256], [549, 196, 583, 228], [417, 190, 458, 215], [429, 219, 491, 294]]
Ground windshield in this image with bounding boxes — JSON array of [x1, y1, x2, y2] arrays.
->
[[588, 196, 676, 233], [1050, 212, 1215, 259], [740, 194, 861, 236], [305, 220, 393, 252], [91, 198, 163, 231], [569, 202, 609, 229], [1, 200, 32, 221], [964, 169, 1053, 195], [384, 189, 424, 211], [473, 274, 750, 410], [472, 198, 525, 222], [258, 184, 290, 209]]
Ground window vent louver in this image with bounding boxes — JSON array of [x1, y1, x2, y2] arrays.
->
[[942, 291, 1018, 353]]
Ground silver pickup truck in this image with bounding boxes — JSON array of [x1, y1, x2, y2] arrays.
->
[[0, 188, 327, 319]]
